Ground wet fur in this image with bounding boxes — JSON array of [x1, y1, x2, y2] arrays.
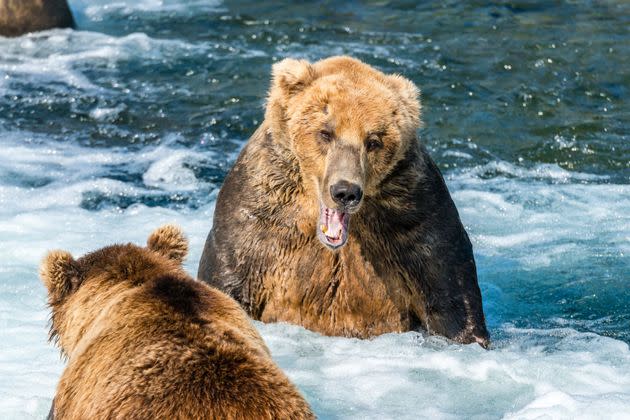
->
[[41, 225, 314, 420], [198, 56, 489, 346]]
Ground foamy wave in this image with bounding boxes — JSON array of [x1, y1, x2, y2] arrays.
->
[[0, 31, 211, 93], [442, 150, 474, 160], [454, 181, 629, 262], [450, 160, 609, 184], [143, 149, 208, 191], [0, 35, 105, 90], [448, 163, 628, 267], [89, 103, 127, 122], [71, 0, 224, 18], [261, 322, 630, 420], [0, 202, 213, 271], [0, 134, 216, 214]]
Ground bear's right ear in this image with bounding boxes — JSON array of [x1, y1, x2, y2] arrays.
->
[[147, 224, 188, 264], [40, 250, 79, 304], [270, 58, 317, 98]]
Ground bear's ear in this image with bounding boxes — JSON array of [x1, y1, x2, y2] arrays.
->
[[387, 74, 422, 130], [40, 250, 80, 304], [147, 224, 188, 264], [270, 58, 317, 98]]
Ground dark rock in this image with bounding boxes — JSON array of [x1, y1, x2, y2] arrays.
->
[[0, 0, 74, 37]]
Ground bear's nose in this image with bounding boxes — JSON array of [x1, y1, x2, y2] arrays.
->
[[330, 181, 363, 209]]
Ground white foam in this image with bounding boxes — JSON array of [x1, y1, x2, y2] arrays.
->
[[143, 149, 207, 191], [89, 103, 126, 122], [75, 0, 224, 17], [442, 150, 473, 160], [455, 160, 608, 183], [0, 31, 212, 93], [0, 134, 217, 215], [449, 163, 629, 267], [261, 323, 630, 420]]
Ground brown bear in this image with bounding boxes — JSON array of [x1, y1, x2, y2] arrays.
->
[[41, 225, 314, 420], [0, 0, 74, 37], [198, 56, 489, 347]]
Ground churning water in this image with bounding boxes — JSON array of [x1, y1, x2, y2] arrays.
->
[[0, 1, 628, 418]]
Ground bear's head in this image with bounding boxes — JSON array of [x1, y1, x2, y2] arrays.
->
[[39, 224, 188, 354], [265, 56, 421, 250]]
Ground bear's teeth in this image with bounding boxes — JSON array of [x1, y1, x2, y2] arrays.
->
[[321, 224, 328, 234], [324, 227, 343, 241]]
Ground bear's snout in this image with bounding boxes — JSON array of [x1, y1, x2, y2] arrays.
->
[[330, 180, 363, 211]]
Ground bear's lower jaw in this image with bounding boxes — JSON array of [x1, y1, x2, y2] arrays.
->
[[317, 203, 349, 250]]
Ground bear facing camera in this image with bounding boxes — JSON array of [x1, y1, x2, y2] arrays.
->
[[40, 224, 314, 420], [198, 56, 489, 347]]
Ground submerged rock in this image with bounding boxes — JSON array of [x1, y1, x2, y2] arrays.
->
[[0, 0, 74, 37]]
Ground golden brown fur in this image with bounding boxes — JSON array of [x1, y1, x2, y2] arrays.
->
[[199, 56, 489, 346], [41, 225, 314, 420]]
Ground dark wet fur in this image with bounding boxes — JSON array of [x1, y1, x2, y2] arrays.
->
[[198, 127, 490, 346]]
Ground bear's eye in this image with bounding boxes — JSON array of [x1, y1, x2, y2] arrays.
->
[[319, 130, 333, 143], [366, 136, 383, 152]]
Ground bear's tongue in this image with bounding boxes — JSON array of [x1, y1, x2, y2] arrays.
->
[[317, 203, 349, 249]]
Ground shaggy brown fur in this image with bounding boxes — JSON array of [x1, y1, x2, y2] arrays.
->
[[41, 225, 314, 420], [199, 56, 490, 347], [0, 0, 74, 37]]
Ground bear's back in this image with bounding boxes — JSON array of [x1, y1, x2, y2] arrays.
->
[[53, 274, 313, 420]]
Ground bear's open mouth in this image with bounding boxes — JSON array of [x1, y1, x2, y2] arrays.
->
[[317, 202, 349, 249]]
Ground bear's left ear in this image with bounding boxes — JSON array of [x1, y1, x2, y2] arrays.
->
[[270, 58, 317, 98], [40, 250, 80, 304], [147, 224, 188, 264], [387, 74, 422, 130]]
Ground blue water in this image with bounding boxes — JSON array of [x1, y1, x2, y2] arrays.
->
[[0, 1, 628, 418]]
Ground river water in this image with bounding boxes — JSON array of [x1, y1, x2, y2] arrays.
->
[[0, 1, 628, 418]]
